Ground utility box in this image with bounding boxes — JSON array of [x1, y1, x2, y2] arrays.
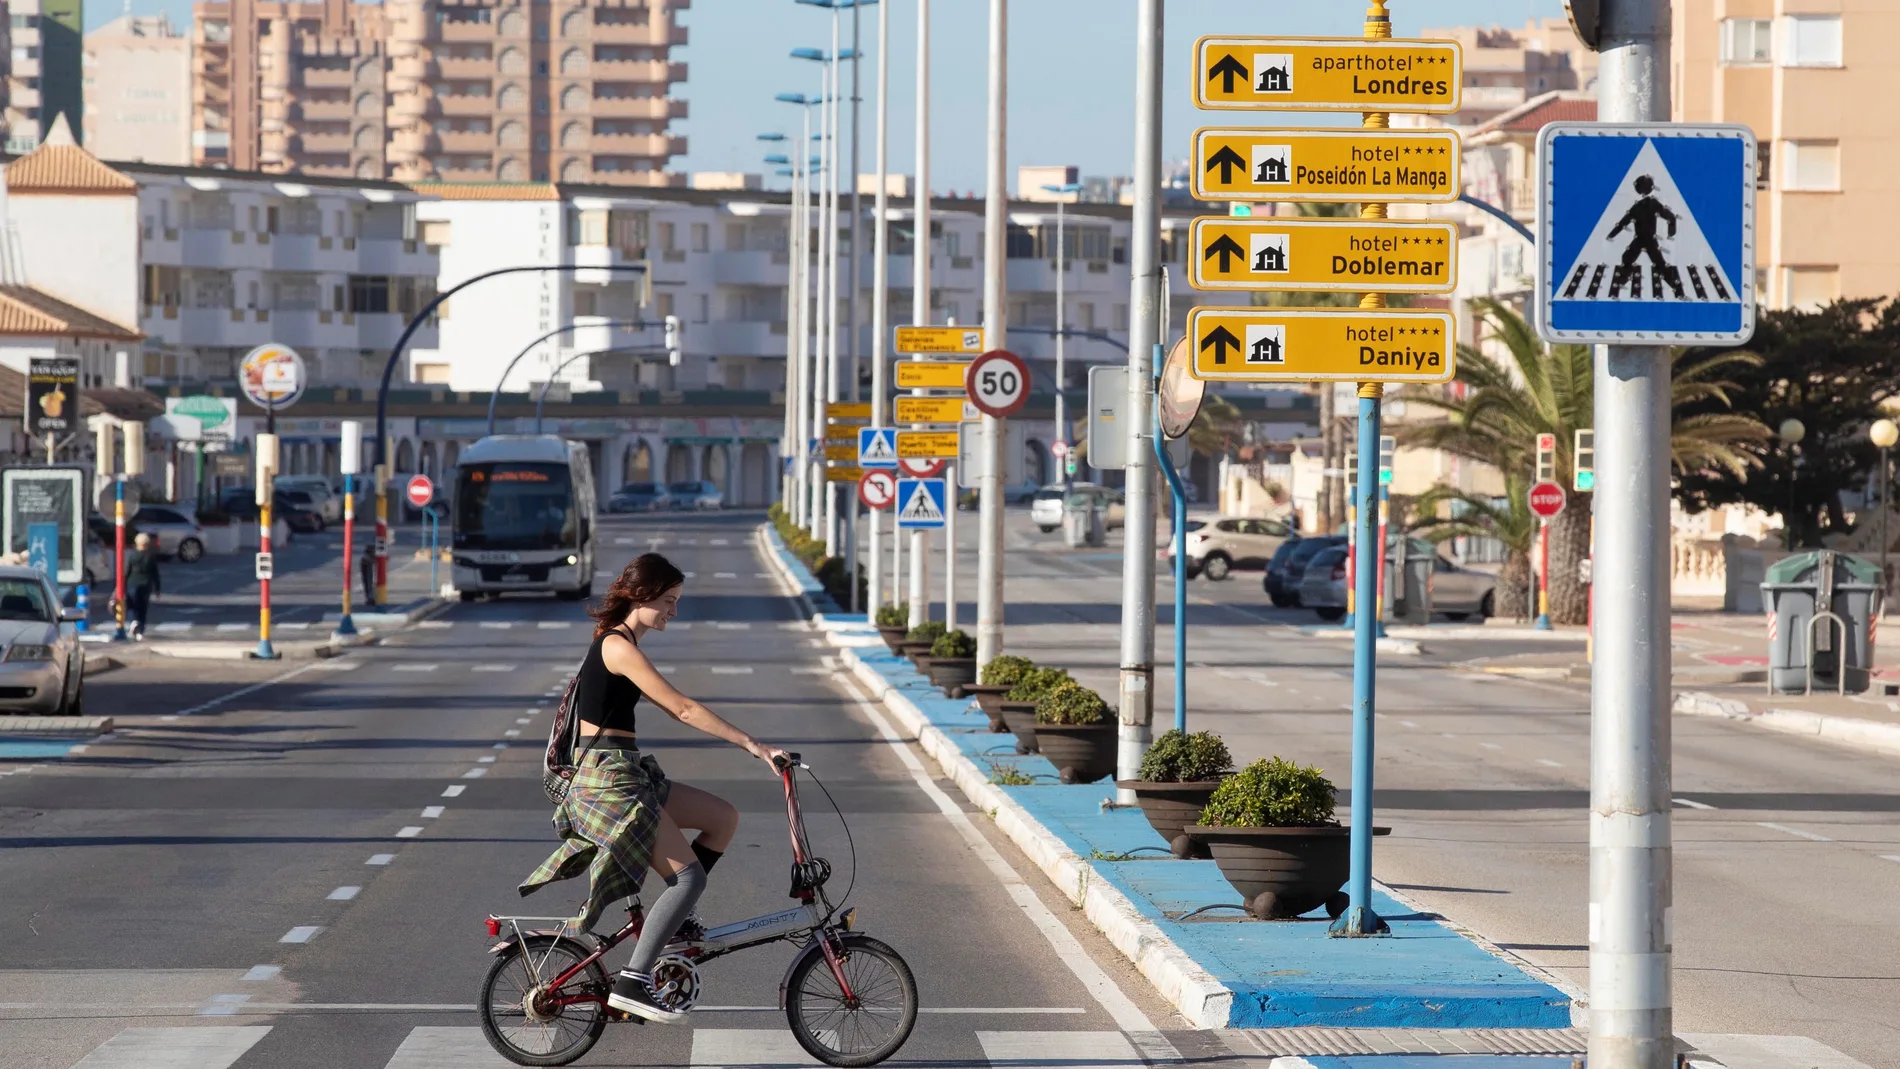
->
[[1762, 551, 1883, 694], [1386, 536, 1434, 626]]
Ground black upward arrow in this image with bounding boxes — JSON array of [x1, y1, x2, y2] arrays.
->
[[1207, 53, 1249, 94], [1200, 325, 1242, 366], [1204, 145, 1248, 185], [1203, 233, 1246, 273]]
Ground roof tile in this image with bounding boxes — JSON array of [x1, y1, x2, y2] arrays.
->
[[0, 285, 143, 340]]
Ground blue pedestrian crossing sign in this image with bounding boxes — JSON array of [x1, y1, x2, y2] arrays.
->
[[896, 478, 946, 529], [1536, 123, 1756, 345], [858, 427, 898, 469]]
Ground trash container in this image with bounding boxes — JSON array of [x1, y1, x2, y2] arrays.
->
[[1062, 491, 1105, 548], [1762, 550, 1884, 694], [1386, 536, 1433, 625]]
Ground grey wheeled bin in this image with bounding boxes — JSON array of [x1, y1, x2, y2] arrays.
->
[[1762, 550, 1884, 694], [1387, 536, 1434, 625]]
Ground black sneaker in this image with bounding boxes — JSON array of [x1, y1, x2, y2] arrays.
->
[[607, 971, 687, 1024]]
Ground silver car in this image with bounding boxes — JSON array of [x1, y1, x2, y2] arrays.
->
[[0, 568, 86, 715], [129, 505, 208, 563], [276, 475, 343, 524], [1431, 555, 1498, 620], [1298, 546, 1351, 622], [667, 480, 723, 511]]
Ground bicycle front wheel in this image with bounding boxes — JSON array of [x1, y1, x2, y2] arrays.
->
[[783, 933, 919, 1068], [479, 935, 609, 1067]]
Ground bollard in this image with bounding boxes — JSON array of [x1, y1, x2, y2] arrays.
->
[[74, 584, 90, 633]]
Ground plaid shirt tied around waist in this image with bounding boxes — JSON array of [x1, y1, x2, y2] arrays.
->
[[517, 749, 671, 933]]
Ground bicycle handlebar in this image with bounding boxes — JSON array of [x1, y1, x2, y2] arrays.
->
[[773, 751, 802, 772]]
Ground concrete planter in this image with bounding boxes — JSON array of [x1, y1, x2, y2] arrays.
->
[[200, 524, 241, 555], [876, 624, 909, 652], [1112, 779, 1228, 858], [997, 700, 1040, 754], [923, 656, 977, 698], [963, 684, 1013, 731], [1031, 722, 1117, 784], [1183, 825, 1389, 920]]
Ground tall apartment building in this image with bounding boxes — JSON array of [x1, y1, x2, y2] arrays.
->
[[1412, 17, 1596, 129], [5, 0, 84, 153], [83, 14, 192, 164], [1676, 0, 1897, 310], [190, 0, 689, 185]]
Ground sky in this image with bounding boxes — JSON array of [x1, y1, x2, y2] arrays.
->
[[109, 0, 1570, 191]]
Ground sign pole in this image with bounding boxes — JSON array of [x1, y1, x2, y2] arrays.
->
[[866, 0, 889, 618], [1591, 0, 1674, 1064], [974, 0, 1008, 668], [1332, 0, 1393, 939], [256, 432, 278, 660], [335, 420, 361, 639], [944, 461, 956, 627], [908, 0, 933, 630], [1536, 517, 1553, 630]]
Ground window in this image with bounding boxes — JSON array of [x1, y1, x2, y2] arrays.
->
[[574, 290, 597, 316], [725, 223, 746, 251], [690, 223, 709, 252], [658, 221, 677, 251], [1783, 140, 1840, 191], [656, 292, 675, 317], [1780, 15, 1842, 68], [693, 294, 709, 323], [348, 275, 392, 313], [1783, 266, 1839, 311], [1720, 18, 1772, 65]]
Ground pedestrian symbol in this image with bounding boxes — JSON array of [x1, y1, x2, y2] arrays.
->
[[1537, 123, 1756, 345], [896, 478, 946, 529], [857, 427, 898, 469]]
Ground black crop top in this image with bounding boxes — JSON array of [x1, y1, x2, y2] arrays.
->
[[575, 627, 644, 735]]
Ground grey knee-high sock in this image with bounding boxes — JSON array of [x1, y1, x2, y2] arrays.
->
[[625, 862, 707, 977]]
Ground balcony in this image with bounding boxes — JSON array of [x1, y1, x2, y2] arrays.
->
[[436, 55, 494, 79], [181, 307, 271, 349], [694, 322, 785, 357], [591, 58, 675, 82], [435, 93, 496, 117], [358, 237, 439, 279], [435, 129, 493, 153], [587, 131, 675, 157], [587, 96, 672, 120], [297, 131, 354, 154], [712, 250, 792, 288], [437, 18, 496, 42], [299, 66, 355, 89], [297, 98, 353, 121]]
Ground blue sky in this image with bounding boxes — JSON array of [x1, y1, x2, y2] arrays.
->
[[112, 0, 1568, 189]]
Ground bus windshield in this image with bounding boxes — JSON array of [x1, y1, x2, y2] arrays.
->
[[455, 462, 575, 551]]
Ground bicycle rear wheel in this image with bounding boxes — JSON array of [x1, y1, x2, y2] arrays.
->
[[783, 934, 918, 1068], [479, 935, 610, 1067]]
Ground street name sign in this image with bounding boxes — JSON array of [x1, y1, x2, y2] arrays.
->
[[895, 362, 971, 390], [825, 444, 858, 461], [859, 469, 898, 510], [1193, 36, 1462, 113], [1189, 217, 1458, 293], [1187, 307, 1456, 383], [857, 427, 898, 468], [826, 402, 872, 423], [1536, 123, 1756, 345], [897, 431, 960, 459], [895, 397, 977, 424], [896, 478, 948, 529], [826, 465, 863, 482], [965, 350, 1031, 419], [894, 326, 984, 355], [1192, 128, 1461, 203]]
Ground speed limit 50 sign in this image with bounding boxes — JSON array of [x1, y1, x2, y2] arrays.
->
[[964, 349, 1030, 419]]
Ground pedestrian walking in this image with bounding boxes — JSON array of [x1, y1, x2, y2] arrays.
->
[[518, 552, 789, 1025], [124, 532, 161, 640]]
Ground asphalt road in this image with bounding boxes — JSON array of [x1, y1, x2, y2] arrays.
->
[[1, 511, 1254, 1069], [872, 506, 1900, 1067]]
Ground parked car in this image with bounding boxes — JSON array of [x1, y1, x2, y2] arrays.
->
[[0, 567, 86, 715], [1431, 555, 1498, 620], [608, 482, 672, 513], [221, 491, 311, 539], [1028, 483, 1124, 532], [1028, 486, 1067, 530], [273, 490, 326, 533], [1298, 545, 1352, 622], [1264, 535, 1345, 607], [128, 505, 209, 563], [1169, 515, 1293, 581], [667, 480, 723, 510], [275, 476, 342, 523]]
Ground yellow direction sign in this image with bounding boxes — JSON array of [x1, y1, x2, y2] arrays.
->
[[1191, 127, 1460, 203], [825, 444, 858, 461], [1193, 37, 1461, 113], [895, 396, 977, 424], [1187, 306, 1456, 384], [897, 431, 960, 459], [895, 362, 970, 389], [895, 326, 984, 355], [1189, 217, 1458, 294], [826, 465, 863, 482], [826, 402, 872, 422]]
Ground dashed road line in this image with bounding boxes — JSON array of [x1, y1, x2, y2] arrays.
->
[[1536, 759, 1564, 768], [442, 785, 466, 798], [538, 621, 571, 629], [711, 666, 754, 675], [365, 854, 395, 866], [715, 572, 738, 579], [504, 729, 520, 737], [477, 756, 497, 763], [242, 965, 282, 982], [326, 886, 360, 901], [473, 664, 514, 673], [417, 621, 453, 630], [479, 622, 513, 630], [280, 926, 322, 944], [395, 826, 424, 838], [421, 806, 445, 818], [391, 664, 439, 672], [1479, 743, 1503, 750], [1673, 798, 1717, 810]]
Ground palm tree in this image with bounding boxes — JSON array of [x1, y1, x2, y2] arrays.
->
[[1399, 299, 1766, 624]]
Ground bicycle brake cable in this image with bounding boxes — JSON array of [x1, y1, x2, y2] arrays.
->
[[801, 763, 856, 913]]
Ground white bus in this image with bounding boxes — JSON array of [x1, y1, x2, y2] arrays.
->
[[451, 435, 597, 600]]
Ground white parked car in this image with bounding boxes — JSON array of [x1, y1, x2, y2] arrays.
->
[[276, 475, 342, 523], [1028, 483, 1125, 533], [0, 567, 86, 715]]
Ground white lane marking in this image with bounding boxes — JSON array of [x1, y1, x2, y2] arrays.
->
[[713, 622, 751, 630], [418, 621, 453, 630], [833, 676, 1175, 1052], [164, 662, 324, 720], [1880, 855, 1900, 864], [479, 622, 513, 630], [683, 571, 698, 578], [215, 622, 248, 632], [279, 926, 323, 943], [550, 666, 571, 672], [1401, 720, 1419, 729], [312, 661, 361, 672], [242, 965, 281, 982], [791, 667, 826, 675], [655, 665, 677, 672], [199, 994, 251, 1017], [1441, 733, 1458, 739], [678, 538, 699, 546], [392, 664, 439, 672], [1479, 743, 1503, 750], [67, 1026, 270, 1068], [473, 664, 515, 673], [478, 756, 497, 763], [538, 621, 572, 629], [384, 1026, 516, 1068], [711, 666, 754, 675], [1759, 821, 1833, 843], [154, 621, 193, 633], [421, 806, 445, 818], [365, 854, 395, 865], [442, 785, 466, 798], [1673, 798, 1717, 810], [396, 826, 424, 838], [669, 622, 693, 631], [714, 572, 738, 579], [504, 729, 521, 737], [492, 742, 508, 749], [278, 622, 312, 631], [977, 1032, 1141, 1069], [327, 886, 361, 901], [615, 537, 636, 545], [710, 538, 729, 546], [1678, 1034, 1877, 1069], [690, 1029, 820, 1068], [515, 718, 531, 725], [1536, 759, 1564, 768], [754, 573, 773, 579]]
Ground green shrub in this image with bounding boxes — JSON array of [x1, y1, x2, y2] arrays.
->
[[979, 654, 1035, 688], [931, 629, 976, 658], [1006, 666, 1072, 702], [1138, 729, 1233, 783], [1199, 757, 1337, 828], [905, 620, 948, 644], [1034, 680, 1109, 725], [875, 603, 909, 628]]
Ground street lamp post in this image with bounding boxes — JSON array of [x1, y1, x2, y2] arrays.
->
[[487, 318, 655, 436], [975, 0, 1007, 669], [761, 132, 801, 516], [908, 0, 932, 631], [776, 93, 828, 530], [1874, 420, 1897, 595], [1780, 417, 1806, 550], [1041, 181, 1083, 488], [535, 347, 664, 431], [791, 48, 835, 547], [867, 0, 890, 614]]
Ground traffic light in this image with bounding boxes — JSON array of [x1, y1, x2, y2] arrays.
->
[[1535, 432, 1557, 483], [664, 315, 682, 367], [1574, 429, 1595, 492], [1378, 435, 1396, 487]]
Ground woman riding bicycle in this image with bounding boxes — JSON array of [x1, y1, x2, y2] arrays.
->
[[518, 552, 788, 1024]]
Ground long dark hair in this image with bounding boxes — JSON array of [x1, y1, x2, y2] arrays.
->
[[589, 552, 686, 637]]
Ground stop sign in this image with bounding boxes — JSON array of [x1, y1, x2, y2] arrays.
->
[[1527, 480, 1566, 519], [406, 474, 434, 509]]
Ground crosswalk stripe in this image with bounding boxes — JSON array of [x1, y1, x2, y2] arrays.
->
[[691, 1028, 825, 1068], [537, 621, 572, 629], [215, 623, 248, 632], [479, 622, 514, 630], [392, 664, 439, 672], [472, 665, 515, 673], [417, 621, 453, 630], [977, 1031, 1142, 1068], [711, 666, 753, 675], [153, 622, 193, 633], [67, 1026, 271, 1068], [383, 1027, 514, 1068]]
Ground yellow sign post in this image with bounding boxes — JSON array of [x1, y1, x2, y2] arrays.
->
[[894, 326, 984, 355], [1193, 37, 1461, 112], [1188, 217, 1458, 293], [896, 431, 960, 459], [894, 396, 976, 424], [894, 362, 972, 390], [1185, 307, 1456, 383], [1190, 127, 1460, 203], [826, 402, 873, 422]]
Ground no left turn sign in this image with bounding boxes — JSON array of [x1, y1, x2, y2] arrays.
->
[[965, 349, 1030, 419], [859, 469, 898, 510], [897, 456, 946, 478]]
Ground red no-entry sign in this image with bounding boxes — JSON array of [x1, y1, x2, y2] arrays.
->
[[1528, 480, 1566, 519], [406, 474, 435, 509]]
